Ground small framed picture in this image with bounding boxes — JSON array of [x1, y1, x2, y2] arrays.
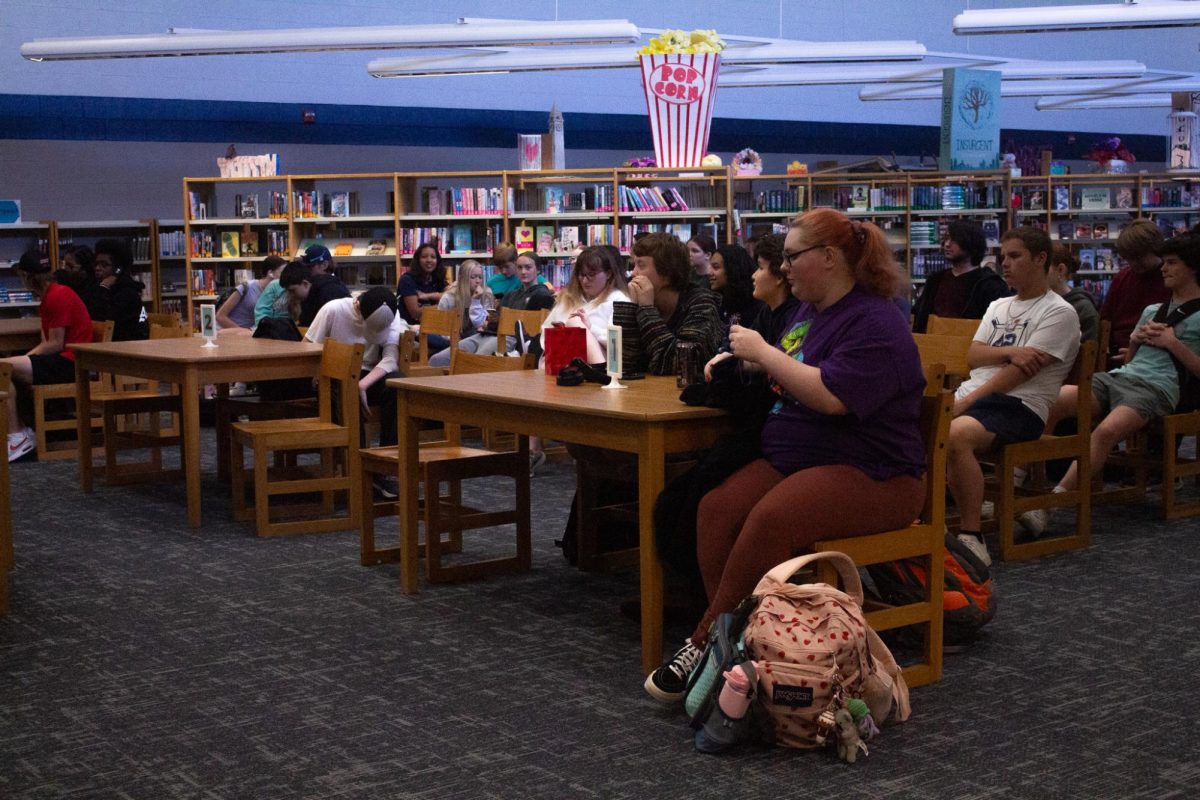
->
[[199, 304, 217, 339], [606, 325, 623, 377]]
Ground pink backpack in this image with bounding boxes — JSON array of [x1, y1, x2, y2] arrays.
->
[[743, 551, 911, 750]]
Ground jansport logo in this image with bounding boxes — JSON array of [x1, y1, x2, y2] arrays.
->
[[652, 63, 706, 104], [772, 684, 814, 708]]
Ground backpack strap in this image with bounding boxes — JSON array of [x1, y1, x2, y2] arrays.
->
[[865, 626, 911, 722], [1150, 299, 1200, 406], [763, 551, 864, 606]]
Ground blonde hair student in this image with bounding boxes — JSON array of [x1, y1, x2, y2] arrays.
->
[[439, 259, 495, 338], [541, 246, 631, 364]]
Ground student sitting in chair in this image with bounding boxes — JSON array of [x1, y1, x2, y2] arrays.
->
[[254, 261, 311, 328], [217, 255, 286, 334], [93, 238, 148, 341], [945, 227, 1081, 567], [1021, 233, 1200, 535], [454, 251, 554, 358], [304, 286, 408, 453], [2, 250, 94, 462]]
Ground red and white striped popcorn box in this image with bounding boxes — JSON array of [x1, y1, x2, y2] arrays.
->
[[638, 53, 721, 169]]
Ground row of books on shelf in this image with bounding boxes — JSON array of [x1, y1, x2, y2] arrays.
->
[[911, 184, 1004, 211], [292, 190, 362, 219], [187, 191, 290, 220], [0, 289, 35, 304], [190, 230, 288, 258], [910, 253, 947, 278], [422, 187, 507, 216], [398, 225, 501, 255], [160, 230, 187, 257], [1076, 248, 1116, 272], [617, 185, 718, 213], [510, 185, 612, 214], [733, 188, 805, 214], [58, 235, 153, 262], [1076, 278, 1112, 307], [1019, 184, 1200, 212], [909, 218, 1002, 247]]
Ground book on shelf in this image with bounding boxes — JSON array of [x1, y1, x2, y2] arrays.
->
[[559, 226, 581, 253], [535, 226, 556, 254], [515, 226, 535, 253], [1057, 222, 1073, 241], [850, 185, 869, 210], [365, 239, 388, 256], [1052, 186, 1070, 211], [220, 232, 240, 259], [451, 225, 473, 253], [334, 241, 354, 257], [1092, 222, 1109, 239], [1074, 222, 1092, 240], [1027, 190, 1045, 211], [330, 192, 350, 218], [1080, 188, 1111, 211], [544, 187, 564, 214], [1095, 247, 1114, 271], [981, 218, 1001, 247], [1078, 248, 1095, 271], [236, 194, 260, 219], [241, 238, 260, 257]]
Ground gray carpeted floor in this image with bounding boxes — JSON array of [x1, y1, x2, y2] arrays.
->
[[0, 433, 1197, 799]]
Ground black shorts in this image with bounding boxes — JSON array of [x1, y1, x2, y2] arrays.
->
[[960, 393, 1044, 447], [29, 353, 76, 385]]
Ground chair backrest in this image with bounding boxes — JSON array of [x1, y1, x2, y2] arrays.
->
[[917, 390, 954, 529], [927, 315, 980, 338], [416, 307, 460, 364], [912, 332, 971, 383], [922, 363, 946, 396], [497, 308, 550, 342], [150, 323, 189, 341], [1067, 340, 1097, 438], [316, 340, 365, 431], [92, 320, 115, 343], [449, 350, 535, 375], [146, 313, 181, 329], [1095, 319, 1111, 373], [397, 328, 416, 374]]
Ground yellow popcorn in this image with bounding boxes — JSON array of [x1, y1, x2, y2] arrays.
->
[[637, 27, 726, 56]]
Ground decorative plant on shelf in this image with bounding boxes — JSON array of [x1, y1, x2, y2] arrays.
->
[[1085, 136, 1136, 173]]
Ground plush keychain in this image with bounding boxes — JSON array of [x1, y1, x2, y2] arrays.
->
[[835, 708, 867, 763]]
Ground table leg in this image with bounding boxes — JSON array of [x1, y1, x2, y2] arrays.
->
[[638, 426, 667, 676], [397, 392, 421, 594], [182, 368, 203, 528], [76, 360, 94, 494]]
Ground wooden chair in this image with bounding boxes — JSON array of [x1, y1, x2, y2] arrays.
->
[[927, 314, 982, 339], [0, 363, 12, 614], [913, 332, 972, 387], [92, 323, 188, 485], [229, 340, 364, 537], [496, 308, 550, 354], [409, 307, 459, 376], [988, 341, 1096, 561], [145, 312, 182, 329], [358, 349, 534, 585], [814, 380, 953, 689], [33, 320, 114, 461]]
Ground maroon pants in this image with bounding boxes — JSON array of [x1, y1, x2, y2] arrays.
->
[[691, 459, 924, 644]]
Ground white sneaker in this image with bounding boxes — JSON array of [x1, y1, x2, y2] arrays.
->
[[980, 500, 995, 520], [1017, 508, 1049, 537], [7, 427, 34, 462], [956, 533, 993, 567]]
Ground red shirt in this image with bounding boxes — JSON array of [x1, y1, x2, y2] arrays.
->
[[40, 282, 93, 361], [1099, 266, 1169, 355]]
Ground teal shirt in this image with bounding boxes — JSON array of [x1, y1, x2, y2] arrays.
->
[[487, 273, 549, 297], [253, 280, 290, 325], [1112, 302, 1200, 407]]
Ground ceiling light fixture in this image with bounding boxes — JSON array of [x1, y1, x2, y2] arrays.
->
[[718, 58, 1147, 88], [368, 36, 929, 77], [20, 19, 641, 61], [1036, 93, 1174, 109], [860, 73, 1200, 100], [953, 1, 1200, 34]]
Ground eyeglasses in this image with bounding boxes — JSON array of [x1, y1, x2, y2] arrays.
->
[[781, 245, 823, 266], [579, 268, 608, 279]]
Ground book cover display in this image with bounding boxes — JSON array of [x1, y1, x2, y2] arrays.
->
[[939, 68, 1001, 171]]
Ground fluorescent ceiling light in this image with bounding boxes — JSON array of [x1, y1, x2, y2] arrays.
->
[[368, 36, 928, 77], [1036, 93, 1173, 109], [860, 73, 1200, 100], [719, 58, 1147, 88], [954, 1, 1200, 34], [20, 19, 640, 60]]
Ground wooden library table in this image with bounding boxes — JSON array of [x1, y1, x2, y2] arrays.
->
[[0, 318, 41, 354], [0, 390, 10, 614], [388, 371, 727, 675], [71, 336, 324, 528]]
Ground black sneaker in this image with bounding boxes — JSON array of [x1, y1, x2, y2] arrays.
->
[[644, 640, 702, 703]]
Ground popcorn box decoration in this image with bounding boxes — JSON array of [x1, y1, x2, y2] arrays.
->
[[636, 29, 725, 169], [639, 54, 721, 169]]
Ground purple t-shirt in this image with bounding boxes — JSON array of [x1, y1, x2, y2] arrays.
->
[[760, 286, 926, 481]]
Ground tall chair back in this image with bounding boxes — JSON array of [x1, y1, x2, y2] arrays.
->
[[927, 315, 981, 338], [497, 308, 550, 350], [416, 307, 460, 365]]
